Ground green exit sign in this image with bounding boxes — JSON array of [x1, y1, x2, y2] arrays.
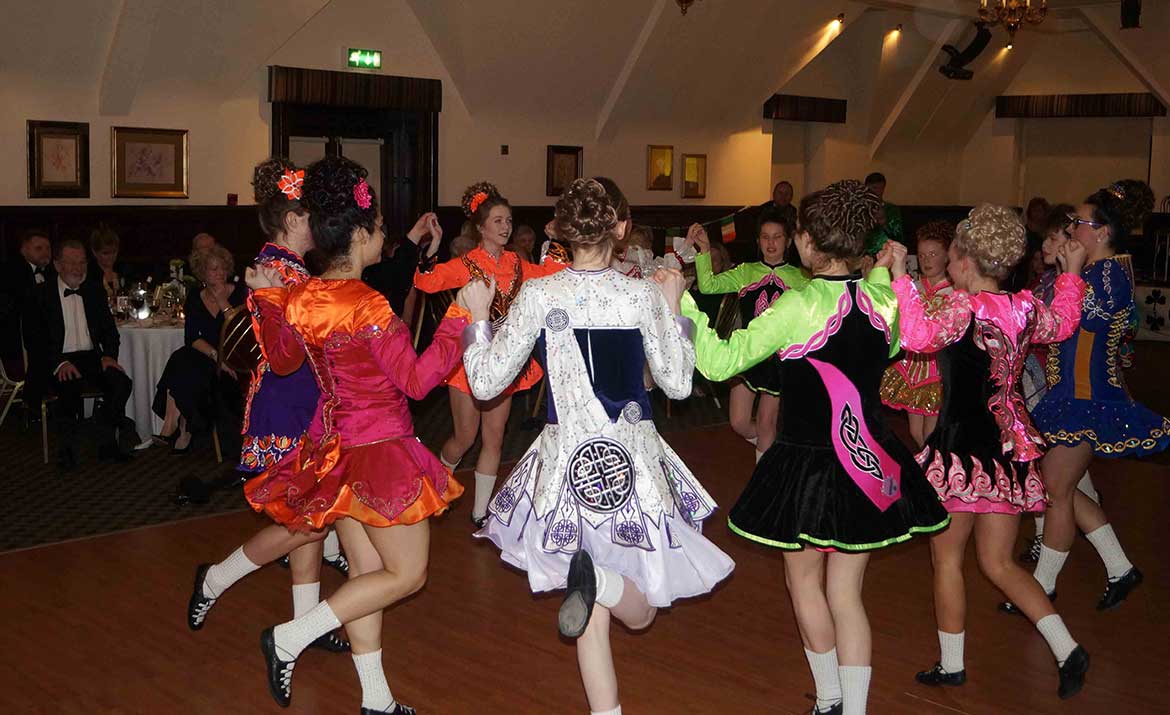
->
[[347, 48, 382, 69]]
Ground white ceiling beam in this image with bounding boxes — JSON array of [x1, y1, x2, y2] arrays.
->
[[594, 0, 668, 141], [98, 0, 162, 116], [869, 18, 963, 158], [1080, 6, 1170, 108]]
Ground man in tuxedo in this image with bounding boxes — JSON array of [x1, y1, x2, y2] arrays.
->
[[23, 239, 137, 469], [0, 229, 52, 371]]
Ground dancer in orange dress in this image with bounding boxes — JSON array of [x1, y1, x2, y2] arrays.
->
[[245, 156, 482, 714], [413, 181, 568, 526]]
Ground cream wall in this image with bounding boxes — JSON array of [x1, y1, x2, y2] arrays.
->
[[1, 0, 773, 209]]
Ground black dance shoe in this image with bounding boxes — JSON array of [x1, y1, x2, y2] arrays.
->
[[323, 551, 349, 575], [360, 703, 416, 715], [915, 663, 967, 687], [1018, 534, 1042, 563], [1096, 567, 1143, 611], [998, 590, 1055, 616], [470, 512, 489, 529], [810, 702, 843, 715], [260, 627, 297, 708], [308, 629, 351, 653], [1058, 645, 1090, 699], [187, 564, 217, 631], [276, 555, 290, 568], [558, 550, 597, 638]]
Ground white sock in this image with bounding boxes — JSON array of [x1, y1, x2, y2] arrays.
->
[[755, 449, 765, 464], [591, 706, 621, 715], [273, 600, 341, 660], [322, 530, 341, 561], [291, 582, 320, 619], [1036, 614, 1078, 664], [803, 648, 842, 712], [473, 471, 496, 519], [1077, 471, 1100, 504], [1034, 514, 1045, 538], [1085, 524, 1134, 580], [203, 547, 260, 599], [838, 665, 872, 715], [352, 649, 395, 711], [1033, 545, 1068, 595], [594, 564, 625, 609], [440, 453, 460, 472], [938, 630, 964, 673]]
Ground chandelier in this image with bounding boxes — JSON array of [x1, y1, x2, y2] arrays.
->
[[676, 0, 703, 15], [978, 1, 1048, 43]]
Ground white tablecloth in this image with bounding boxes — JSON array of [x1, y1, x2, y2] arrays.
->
[[118, 322, 185, 443]]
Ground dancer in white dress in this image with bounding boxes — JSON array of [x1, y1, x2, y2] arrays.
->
[[462, 178, 734, 715]]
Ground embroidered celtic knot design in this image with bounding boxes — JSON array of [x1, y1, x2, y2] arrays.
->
[[567, 438, 635, 513], [838, 403, 895, 495], [493, 485, 516, 512], [545, 307, 570, 332], [621, 401, 642, 424], [615, 521, 644, 544], [549, 519, 578, 547]]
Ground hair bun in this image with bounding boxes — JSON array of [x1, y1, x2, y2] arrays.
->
[[554, 178, 619, 247], [253, 157, 296, 204], [1111, 179, 1154, 233], [461, 181, 501, 218]]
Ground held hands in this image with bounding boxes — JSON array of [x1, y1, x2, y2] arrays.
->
[[688, 223, 711, 254], [245, 265, 283, 290], [651, 268, 686, 314], [878, 241, 909, 279], [1056, 240, 1086, 275], [408, 212, 443, 257], [100, 356, 125, 373], [457, 276, 496, 323]]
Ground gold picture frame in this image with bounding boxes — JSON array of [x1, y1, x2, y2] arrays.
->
[[646, 145, 673, 191], [27, 120, 90, 198], [111, 126, 189, 199], [681, 153, 707, 199]]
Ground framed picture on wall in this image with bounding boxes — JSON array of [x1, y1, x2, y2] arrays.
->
[[681, 153, 707, 199], [546, 145, 583, 197], [111, 127, 189, 198], [646, 145, 673, 191], [27, 120, 90, 198]]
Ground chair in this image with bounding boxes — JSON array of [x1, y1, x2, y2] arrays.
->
[[212, 305, 260, 463], [0, 358, 24, 430], [412, 289, 456, 350], [40, 389, 106, 465]]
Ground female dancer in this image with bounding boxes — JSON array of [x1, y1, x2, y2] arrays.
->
[[693, 206, 807, 461], [682, 180, 950, 715], [1017, 205, 1107, 565], [878, 221, 953, 447], [414, 181, 567, 527], [1026, 181, 1166, 610], [186, 159, 348, 644], [883, 205, 1090, 699], [246, 156, 478, 713], [464, 178, 734, 715]]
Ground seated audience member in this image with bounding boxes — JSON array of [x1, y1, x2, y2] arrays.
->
[[450, 232, 476, 258], [1, 229, 53, 374], [88, 225, 129, 299], [507, 224, 537, 262], [22, 239, 137, 469], [153, 244, 246, 453], [192, 232, 217, 252], [760, 180, 798, 226]]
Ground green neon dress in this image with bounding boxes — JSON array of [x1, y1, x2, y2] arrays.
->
[[694, 252, 808, 395], [682, 268, 950, 551]]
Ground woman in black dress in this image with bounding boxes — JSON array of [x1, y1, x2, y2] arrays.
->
[[154, 244, 246, 452]]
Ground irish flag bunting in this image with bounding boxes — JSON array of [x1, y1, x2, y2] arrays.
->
[[720, 216, 736, 243]]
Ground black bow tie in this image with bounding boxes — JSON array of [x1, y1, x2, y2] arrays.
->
[[63, 288, 81, 297], [33, 267, 45, 275]]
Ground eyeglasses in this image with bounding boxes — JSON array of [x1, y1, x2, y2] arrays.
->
[[1066, 213, 1104, 229]]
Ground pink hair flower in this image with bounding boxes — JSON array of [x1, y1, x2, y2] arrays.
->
[[353, 178, 372, 209], [278, 169, 304, 200]]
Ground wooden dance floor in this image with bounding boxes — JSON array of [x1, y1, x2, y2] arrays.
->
[[2, 424, 1167, 714]]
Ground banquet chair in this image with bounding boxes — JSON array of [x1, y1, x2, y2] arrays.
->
[[0, 359, 24, 430], [411, 289, 456, 350], [40, 390, 106, 465], [212, 305, 261, 464]]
